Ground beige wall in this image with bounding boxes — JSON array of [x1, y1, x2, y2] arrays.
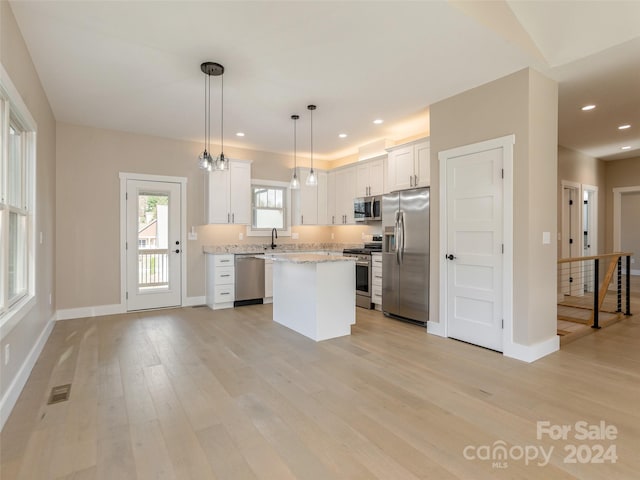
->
[[430, 68, 558, 346], [56, 123, 381, 310], [0, 3, 57, 402], [557, 146, 606, 256], [620, 191, 640, 267], [604, 156, 640, 253]]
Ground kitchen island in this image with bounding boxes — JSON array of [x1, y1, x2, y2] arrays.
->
[[265, 253, 356, 341]]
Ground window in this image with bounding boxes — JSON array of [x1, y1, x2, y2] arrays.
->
[[247, 180, 291, 237], [252, 185, 286, 229], [1, 65, 37, 333]]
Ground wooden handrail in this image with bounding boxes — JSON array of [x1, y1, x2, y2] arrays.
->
[[557, 252, 633, 265]]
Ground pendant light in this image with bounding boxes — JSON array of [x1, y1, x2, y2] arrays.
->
[[214, 63, 228, 171], [197, 62, 219, 171], [306, 104, 317, 186], [290, 114, 300, 190]]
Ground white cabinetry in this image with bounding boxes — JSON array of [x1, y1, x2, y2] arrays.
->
[[355, 157, 384, 197], [206, 160, 252, 224], [292, 168, 327, 225], [371, 253, 383, 309], [206, 254, 235, 310], [386, 139, 430, 192], [333, 166, 356, 225], [264, 258, 273, 303]]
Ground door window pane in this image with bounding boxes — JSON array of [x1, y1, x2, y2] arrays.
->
[[137, 193, 169, 290]]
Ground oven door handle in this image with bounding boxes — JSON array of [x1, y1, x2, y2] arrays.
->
[[355, 260, 370, 267]]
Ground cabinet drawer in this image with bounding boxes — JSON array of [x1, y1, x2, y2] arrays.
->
[[372, 292, 382, 305], [371, 254, 382, 266], [214, 254, 234, 267], [214, 285, 235, 303], [214, 266, 234, 285], [372, 276, 382, 288]]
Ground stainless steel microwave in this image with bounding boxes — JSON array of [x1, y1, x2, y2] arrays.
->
[[354, 195, 382, 222]]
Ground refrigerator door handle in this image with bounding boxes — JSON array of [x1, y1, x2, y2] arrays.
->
[[399, 210, 406, 264], [395, 211, 401, 265]]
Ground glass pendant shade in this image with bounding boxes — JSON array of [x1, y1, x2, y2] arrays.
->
[[290, 170, 300, 190], [306, 169, 317, 186], [198, 150, 212, 171], [215, 152, 228, 171]]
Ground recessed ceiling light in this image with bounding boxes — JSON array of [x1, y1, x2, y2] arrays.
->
[[338, 133, 347, 138], [235, 132, 245, 137], [621, 146, 631, 150], [618, 124, 631, 130], [373, 119, 384, 125], [581, 105, 596, 111]]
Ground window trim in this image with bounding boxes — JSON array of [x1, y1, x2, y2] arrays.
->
[[0, 63, 37, 341], [246, 179, 292, 237]]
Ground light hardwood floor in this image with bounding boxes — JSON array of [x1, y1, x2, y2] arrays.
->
[[1, 303, 639, 479]]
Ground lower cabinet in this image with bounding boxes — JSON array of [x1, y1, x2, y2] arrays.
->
[[371, 253, 383, 310], [206, 254, 235, 310]]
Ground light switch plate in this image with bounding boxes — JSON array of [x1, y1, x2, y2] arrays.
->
[[542, 232, 551, 244], [292, 232, 299, 239], [188, 232, 197, 241]]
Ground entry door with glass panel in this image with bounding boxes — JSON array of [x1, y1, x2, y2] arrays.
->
[[126, 180, 182, 310]]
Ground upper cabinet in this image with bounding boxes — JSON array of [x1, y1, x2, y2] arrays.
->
[[386, 138, 430, 192], [292, 168, 327, 225], [206, 160, 252, 224], [355, 156, 385, 197], [334, 166, 357, 225]]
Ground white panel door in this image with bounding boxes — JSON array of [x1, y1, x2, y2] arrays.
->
[[126, 180, 182, 310], [446, 147, 503, 351]]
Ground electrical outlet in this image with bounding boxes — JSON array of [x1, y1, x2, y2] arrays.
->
[[239, 232, 243, 240], [49, 292, 52, 305], [292, 232, 299, 240], [40, 232, 43, 244], [632, 258, 636, 264], [331, 233, 335, 240], [188, 232, 197, 241], [4, 344, 9, 366]]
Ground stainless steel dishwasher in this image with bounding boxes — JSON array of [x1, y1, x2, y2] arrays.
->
[[234, 254, 265, 306]]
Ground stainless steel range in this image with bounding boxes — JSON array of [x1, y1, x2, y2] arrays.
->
[[343, 239, 382, 309]]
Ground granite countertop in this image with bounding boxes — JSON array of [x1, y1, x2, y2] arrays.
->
[[203, 242, 359, 255], [260, 253, 355, 264]]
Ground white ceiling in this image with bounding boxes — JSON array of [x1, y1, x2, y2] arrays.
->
[[8, 0, 640, 162]]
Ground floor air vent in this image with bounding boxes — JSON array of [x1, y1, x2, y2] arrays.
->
[[47, 384, 71, 405]]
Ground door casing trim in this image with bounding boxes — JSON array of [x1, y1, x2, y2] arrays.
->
[[119, 172, 188, 311]]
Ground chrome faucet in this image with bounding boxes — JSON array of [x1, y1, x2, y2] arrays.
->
[[271, 228, 278, 249]]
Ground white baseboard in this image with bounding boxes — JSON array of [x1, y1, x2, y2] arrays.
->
[[1, 314, 55, 431], [503, 335, 560, 363], [184, 296, 206, 307], [56, 303, 125, 321], [426, 320, 446, 337]]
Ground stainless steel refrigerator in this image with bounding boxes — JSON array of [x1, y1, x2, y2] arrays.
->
[[382, 188, 429, 324]]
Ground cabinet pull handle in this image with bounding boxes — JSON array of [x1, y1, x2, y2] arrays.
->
[[221, 274, 230, 277], [220, 292, 230, 296], [414, 174, 418, 186], [301, 215, 304, 225], [227, 213, 230, 223], [232, 213, 235, 223]]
